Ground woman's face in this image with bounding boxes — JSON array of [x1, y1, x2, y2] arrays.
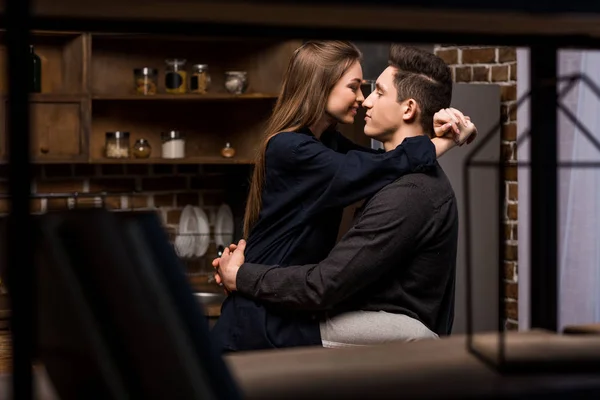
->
[[325, 61, 364, 125]]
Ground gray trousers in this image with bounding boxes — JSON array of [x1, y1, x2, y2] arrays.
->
[[320, 311, 438, 348]]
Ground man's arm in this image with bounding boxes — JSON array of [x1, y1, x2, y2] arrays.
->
[[235, 182, 431, 310]]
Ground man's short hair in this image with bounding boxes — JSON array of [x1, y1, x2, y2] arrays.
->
[[388, 45, 453, 137]]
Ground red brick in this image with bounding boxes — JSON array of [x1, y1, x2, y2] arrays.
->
[[505, 282, 518, 300], [491, 65, 509, 82], [500, 85, 517, 102], [128, 195, 149, 210], [509, 62, 517, 81], [502, 123, 517, 141], [504, 261, 516, 281], [104, 196, 122, 210], [74, 164, 97, 177], [435, 48, 459, 65], [101, 164, 125, 175], [142, 177, 187, 192], [89, 178, 136, 193], [504, 223, 513, 241], [508, 182, 518, 201], [154, 194, 175, 207], [501, 143, 513, 162], [498, 47, 516, 63], [512, 225, 518, 240], [454, 66, 472, 82], [176, 165, 199, 174], [152, 165, 174, 175], [47, 198, 70, 211], [505, 320, 519, 330], [36, 180, 84, 194], [462, 48, 496, 64], [505, 166, 518, 181], [507, 203, 518, 220], [505, 300, 518, 320], [126, 164, 149, 176], [44, 164, 72, 178], [190, 176, 225, 190], [202, 192, 226, 206], [167, 209, 182, 224], [472, 66, 490, 82], [504, 244, 518, 261], [176, 193, 200, 207]]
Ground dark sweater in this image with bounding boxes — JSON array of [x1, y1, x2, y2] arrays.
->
[[237, 162, 459, 336], [211, 128, 436, 352]]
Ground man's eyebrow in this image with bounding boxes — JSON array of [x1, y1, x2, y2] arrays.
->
[[375, 82, 386, 92]]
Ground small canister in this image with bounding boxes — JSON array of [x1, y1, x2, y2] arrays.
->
[[161, 130, 185, 159], [165, 59, 187, 94], [190, 64, 211, 94], [105, 131, 130, 159], [134, 67, 158, 95]]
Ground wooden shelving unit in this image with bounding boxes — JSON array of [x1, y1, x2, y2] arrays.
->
[[0, 31, 301, 164]]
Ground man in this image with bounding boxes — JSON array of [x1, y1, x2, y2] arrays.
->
[[215, 45, 475, 347]]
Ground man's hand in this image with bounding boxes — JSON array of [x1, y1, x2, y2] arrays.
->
[[212, 239, 247, 292]]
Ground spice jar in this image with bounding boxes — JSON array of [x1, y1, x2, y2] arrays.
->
[[132, 139, 152, 158], [190, 64, 211, 94], [161, 131, 185, 159], [134, 68, 158, 95], [221, 142, 236, 158], [224, 71, 248, 94], [105, 132, 130, 159], [165, 59, 187, 94]]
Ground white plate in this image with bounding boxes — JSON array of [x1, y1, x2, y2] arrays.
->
[[175, 205, 198, 258], [215, 204, 234, 248], [192, 206, 210, 257]]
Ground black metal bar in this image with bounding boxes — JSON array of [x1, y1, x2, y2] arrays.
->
[[529, 46, 558, 332], [6, 0, 33, 398]]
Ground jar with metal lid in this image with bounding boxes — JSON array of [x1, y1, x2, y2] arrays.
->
[[161, 130, 185, 159], [134, 67, 158, 95], [105, 132, 130, 159], [165, 59, 187, 94], [190, 64, 211, 94], [132, 138, 152, 158], [224, 71, 248, 94]]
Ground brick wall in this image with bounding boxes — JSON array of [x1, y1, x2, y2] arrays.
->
[[435, 45, 518, 330], [0, 163, 250, 276]]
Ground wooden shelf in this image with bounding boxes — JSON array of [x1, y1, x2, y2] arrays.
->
[[91, 93, 277, 101], [89, 156, 254, 165]]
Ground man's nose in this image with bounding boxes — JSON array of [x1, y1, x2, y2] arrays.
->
[[363, 92, 374, 108]]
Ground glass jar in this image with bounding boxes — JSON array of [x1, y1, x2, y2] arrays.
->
[[221, 142, 236, 158], [190, 64, 211, 94], [105, 132, 130, 159], [161, 131, 185, 159], [132, 138, 152, 158], [165, 59, 187, 94], [134, 67, 158, 95], [224, 71, 248, 95]]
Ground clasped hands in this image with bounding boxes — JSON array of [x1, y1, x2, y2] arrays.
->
[[212, 239, 247, 293]]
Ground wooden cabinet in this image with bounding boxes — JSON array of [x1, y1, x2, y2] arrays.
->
[[29, 99, 86, 161], [0, 30, 300, 164]]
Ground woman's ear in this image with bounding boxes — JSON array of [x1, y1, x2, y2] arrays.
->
[[402, 98, 418, 122]]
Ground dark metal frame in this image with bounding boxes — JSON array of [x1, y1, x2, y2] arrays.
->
[[6, 0, 592, 397]]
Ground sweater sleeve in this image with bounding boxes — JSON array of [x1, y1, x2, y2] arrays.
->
[[270, 132, 435, 213]]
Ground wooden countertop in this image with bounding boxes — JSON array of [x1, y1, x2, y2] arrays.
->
[[2, 330, 600, 399]]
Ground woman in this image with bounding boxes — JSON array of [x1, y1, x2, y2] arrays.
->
[[211, 40, 474, 352]]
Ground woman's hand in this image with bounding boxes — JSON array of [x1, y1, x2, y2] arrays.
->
[[431, 108, 478, 157]]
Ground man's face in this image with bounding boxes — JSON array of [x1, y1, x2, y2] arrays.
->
[[362, 66, 408, 140]]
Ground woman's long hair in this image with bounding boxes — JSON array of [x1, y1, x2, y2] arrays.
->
[[243, 40, 362, 238]]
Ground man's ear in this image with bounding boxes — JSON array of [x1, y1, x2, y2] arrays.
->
[[402, 99, 418, 122]]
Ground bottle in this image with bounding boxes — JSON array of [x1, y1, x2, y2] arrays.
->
[[221, 142, 236, 158], [30, 45, 41, 93]]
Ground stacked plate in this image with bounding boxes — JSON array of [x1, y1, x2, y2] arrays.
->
[[174, 205, 210, 258], [214, 204, 234, 249]]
